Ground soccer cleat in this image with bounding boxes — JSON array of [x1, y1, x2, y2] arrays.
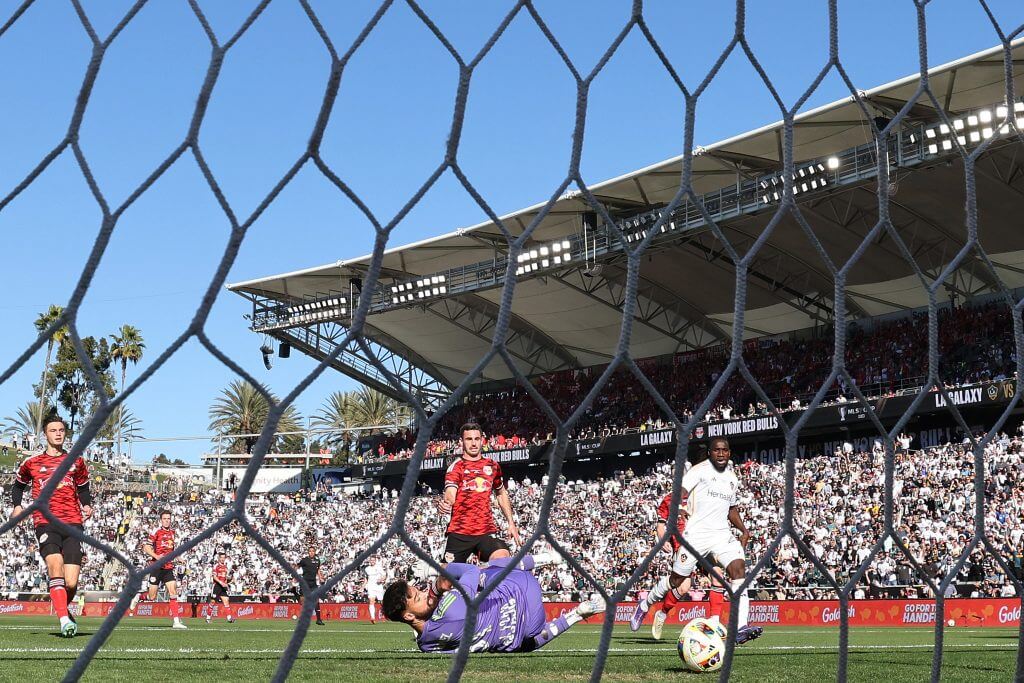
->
[[629, 600, 649, 632], [315, 619, 326, 626], [205, 616, 212, 624], [574, 594, 606, 620], [735, 624, 763, 644], [651, 609, 668, 640], [60, 618, 77, 638], [172, 619, 188, 629]]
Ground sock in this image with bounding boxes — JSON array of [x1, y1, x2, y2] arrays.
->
[[369, 603, 376, 620], [661, 586, 680, 614], [643, 576, 671, 610], [315, 603, 322, 621], [49, 578, 69, 618], [709, 587, 726, 620], [530, 614, 573, 649], [172, 598, 182, 620], [730, 579, 749, 626], [129, 592, 141, 611], [224, 603, 232, 620]]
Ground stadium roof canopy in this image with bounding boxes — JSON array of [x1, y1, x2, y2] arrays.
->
[[229, 39, 1024, 405]]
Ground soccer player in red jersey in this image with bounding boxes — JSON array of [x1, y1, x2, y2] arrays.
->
[[436, 422, 521, 564], [649, 489, 689, 639], [129, 510, 187, 628], [206, 551, 234, 624], [10, 416, 92, 638]]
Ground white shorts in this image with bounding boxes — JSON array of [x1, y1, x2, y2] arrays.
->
[[672, 532, 744, 577], [367, 585, 384, 602]]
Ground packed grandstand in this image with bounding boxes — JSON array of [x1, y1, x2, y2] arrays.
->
[[368, 299, 1015, 462], [2, 436, 1021, 604]]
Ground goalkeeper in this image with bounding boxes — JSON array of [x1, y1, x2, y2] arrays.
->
[[383, 554, 604, 653]]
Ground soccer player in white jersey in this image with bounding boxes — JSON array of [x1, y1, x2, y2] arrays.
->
[[365, 557, 386, 624], [630, 437, 762, 644]]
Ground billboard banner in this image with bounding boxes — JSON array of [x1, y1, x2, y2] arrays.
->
[[2, 599, 1017, 626], [605, 599, 1022, 628], [222, 467, 303, 493]]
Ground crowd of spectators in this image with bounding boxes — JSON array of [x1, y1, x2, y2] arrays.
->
[[2, 434, 1021, 603], [355, 300, 1019, 463]]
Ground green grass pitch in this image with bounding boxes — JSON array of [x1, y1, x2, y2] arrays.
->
[[0, 617, 1016, 682]]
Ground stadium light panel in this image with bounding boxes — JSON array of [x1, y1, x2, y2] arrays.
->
[[967, 115, 979, 127], [953, 119, 964, 130], [979, 109, 992, 124], [928, 144, 938, 154], [997, 105, 1008, 118], [982, 127, 993, 139]]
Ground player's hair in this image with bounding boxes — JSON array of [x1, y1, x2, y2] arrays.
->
[[42, 414, 66, 430], [709, 436, 730, 450], [382, 580, 410, 623], [159, 509, 171, 517], [460, 422, 483, 437]]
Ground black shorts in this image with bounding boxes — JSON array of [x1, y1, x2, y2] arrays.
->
[[212, 583, 229, 599], [443, 533, 509, 564], [149, 567, 176, 586], [35, 524, 84, 565]]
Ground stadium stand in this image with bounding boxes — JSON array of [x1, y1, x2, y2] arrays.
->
[[3, 437, 1021, 603], [361, 299, 1020, 462]]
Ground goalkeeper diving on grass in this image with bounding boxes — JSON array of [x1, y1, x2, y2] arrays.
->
[[383, 554, 604, 653]]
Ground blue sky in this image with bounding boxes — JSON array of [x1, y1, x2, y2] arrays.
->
[[1, 0, 1021, 463]]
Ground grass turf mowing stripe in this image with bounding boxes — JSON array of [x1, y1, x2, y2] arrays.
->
[[1, 643, 1019, 655]]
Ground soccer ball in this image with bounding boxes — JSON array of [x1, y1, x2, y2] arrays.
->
[[947, 618, 955, 627], [678, 619, 726, 672], [686, 617, 727, 640], [292, 615, 298, 621]]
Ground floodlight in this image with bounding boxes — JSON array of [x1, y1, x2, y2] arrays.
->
[[826, 157, 840, 170]]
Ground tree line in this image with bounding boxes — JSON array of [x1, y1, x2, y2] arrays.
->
[[208, 381, 413, 462], [1, 305, 144, 455], [2, 305, 412, 464]]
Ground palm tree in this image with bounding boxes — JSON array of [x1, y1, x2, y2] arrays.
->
[[1, 402, 53, 448], [102, 405, 143, 449], [208, 380, 302, 454], [311, 391, 355, 455], [345, 386, 413, 430], [110, 325, 145, 460], [34, 305, 68, 435]]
